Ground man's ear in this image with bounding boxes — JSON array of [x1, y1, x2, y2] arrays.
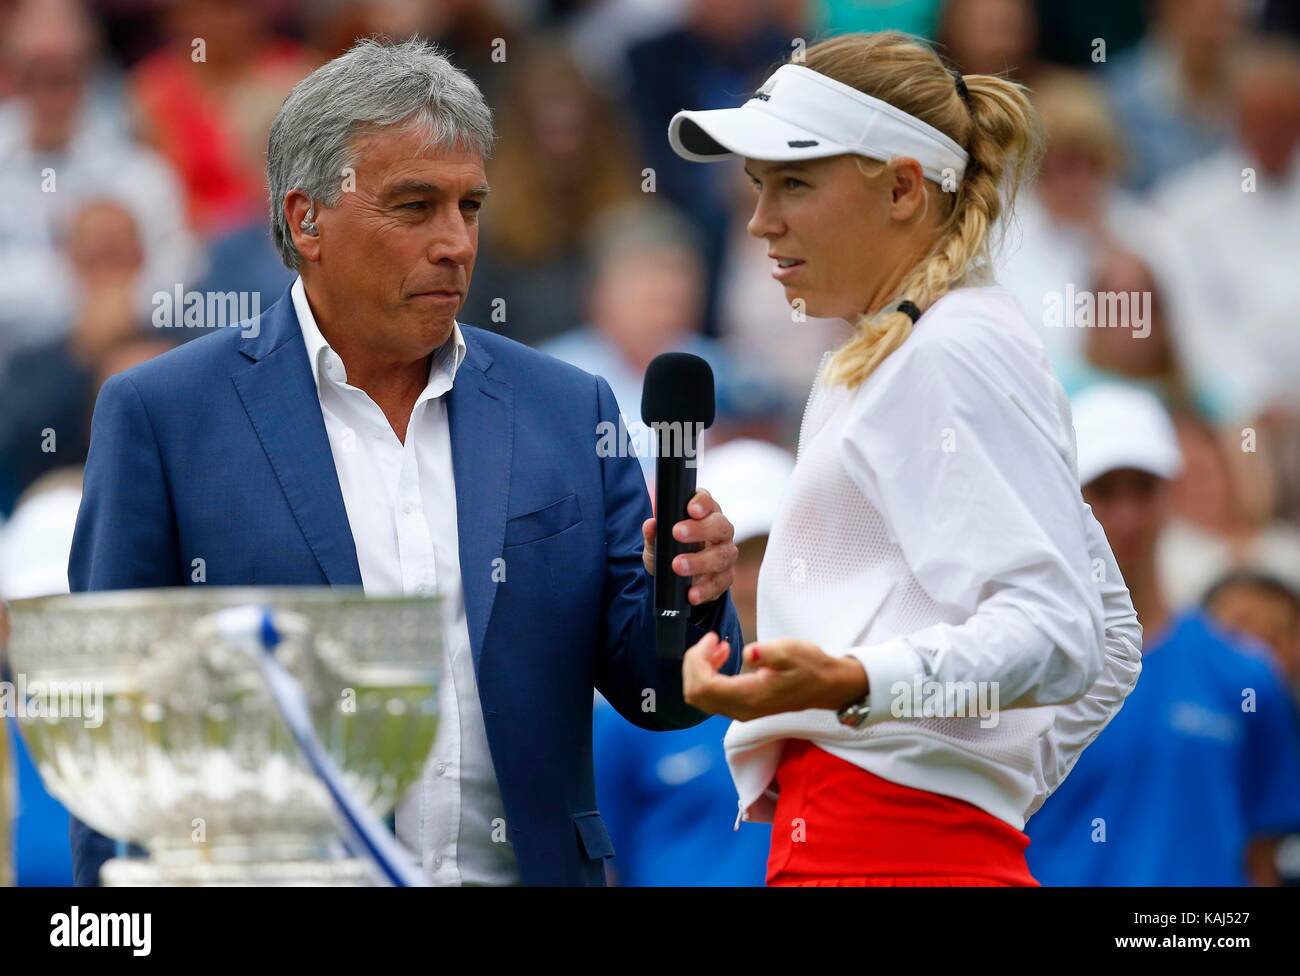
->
[[285, 190, 321, 263], [886, 158, 928, 223]]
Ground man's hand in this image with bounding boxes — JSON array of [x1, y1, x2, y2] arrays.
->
[[641, 487, 738, 607], [681, 634, 869, 722]]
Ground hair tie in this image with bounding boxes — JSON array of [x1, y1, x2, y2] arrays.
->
[[896, 300, 921, 323], [951, 69, 970, 104]]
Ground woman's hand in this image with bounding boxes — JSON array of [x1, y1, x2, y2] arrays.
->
[[682, 633, 870, 722]]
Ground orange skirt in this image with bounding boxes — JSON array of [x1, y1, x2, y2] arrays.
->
[[766, 740, 1039, 887]]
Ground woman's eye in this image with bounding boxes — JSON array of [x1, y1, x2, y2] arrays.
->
[[784, 177, 807, 190]]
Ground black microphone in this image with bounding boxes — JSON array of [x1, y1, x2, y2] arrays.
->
[[642, 352, 716, 660]]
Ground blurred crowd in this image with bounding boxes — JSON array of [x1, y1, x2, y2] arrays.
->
[[2, 0, 1300, 887]]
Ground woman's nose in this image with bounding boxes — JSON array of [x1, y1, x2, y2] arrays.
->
[[746, 195, 782, 240]]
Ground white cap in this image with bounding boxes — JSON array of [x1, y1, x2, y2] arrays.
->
[[668, 63, 969, 186], [697, 439, 795, 544], [1071, 384, 1184, 487]]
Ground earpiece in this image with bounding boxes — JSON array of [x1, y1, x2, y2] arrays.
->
[[300, 207, 318, 236]]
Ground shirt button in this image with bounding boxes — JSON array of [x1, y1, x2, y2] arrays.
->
[[403, 502, 414, 515], [435, 761, 447, 776], [434, 855, 443, 869]]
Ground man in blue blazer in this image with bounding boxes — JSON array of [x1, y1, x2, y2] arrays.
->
[[68, 37, 743, 886]]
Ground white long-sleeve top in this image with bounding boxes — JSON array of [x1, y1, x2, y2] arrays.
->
[[726, 285, 1142, 831]]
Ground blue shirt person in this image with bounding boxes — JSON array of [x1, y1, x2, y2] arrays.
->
[[1026, 610, 1300, 885], [594, 699, 769, 885]]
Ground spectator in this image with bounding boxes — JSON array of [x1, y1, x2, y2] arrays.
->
[[1204, 570, 1300, 696], [996, 69, 1198, 384], [540, 201, 734, 480], [0, 0, 194, 368], [560, 0, 688, 94], [1203, 569, 1300, 885], [1061, 247, 1227, 420], [127, 0, 316, 236], [189, 49, 295, 324], [624, 0, 791, 334], [1025, 384, 1300, 885], [1158, 412, 1300, 610], [1104, 0, 1246, 192], [303, 0, 520, 100], [0, 199, 175, 516], [935, 0, 1041, 82], [1150, 35, 1300, 426], [461, 40, 641, 348]]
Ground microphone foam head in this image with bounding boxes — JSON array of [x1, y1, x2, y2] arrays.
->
[[641, 352, 716, 427]]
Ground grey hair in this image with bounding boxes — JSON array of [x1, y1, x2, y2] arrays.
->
[[267, 36, 495, 270]]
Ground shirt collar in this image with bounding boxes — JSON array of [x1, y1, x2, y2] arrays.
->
[[290, 275, 467, 398]]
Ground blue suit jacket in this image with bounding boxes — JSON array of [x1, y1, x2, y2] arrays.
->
[[67, 288, 743, 886]]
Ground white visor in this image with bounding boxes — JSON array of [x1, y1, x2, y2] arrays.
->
[[668, 63, 969, 186]]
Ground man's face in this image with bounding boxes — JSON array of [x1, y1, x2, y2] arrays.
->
[[591, 246, 702, 367], [1236, 70, 1300, 179], [1082, 468, 1169, 575], [310, 124, 488, 362]]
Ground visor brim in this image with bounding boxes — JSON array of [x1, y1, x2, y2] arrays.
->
[[668, 107, 851, 163]]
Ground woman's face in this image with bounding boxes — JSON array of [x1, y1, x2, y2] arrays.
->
[[744, 155, 897, 321]]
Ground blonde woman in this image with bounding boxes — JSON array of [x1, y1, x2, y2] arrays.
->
[[671, 32, 1143, 887]]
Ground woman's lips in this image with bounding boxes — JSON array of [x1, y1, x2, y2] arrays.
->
[[772, 259, 805, 283]]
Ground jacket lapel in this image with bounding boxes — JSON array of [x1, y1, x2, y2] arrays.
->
[[231, 290, 363, 586], [447, 333, 512, 674]]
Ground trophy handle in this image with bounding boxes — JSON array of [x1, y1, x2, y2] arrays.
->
[[196, 605, 426, 888]]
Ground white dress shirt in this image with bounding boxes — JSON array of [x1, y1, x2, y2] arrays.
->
[[725, 285, 1142, 831], [291, 277, 520, 885]]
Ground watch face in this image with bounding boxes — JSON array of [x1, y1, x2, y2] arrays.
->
[[838, 703, 870, 728]]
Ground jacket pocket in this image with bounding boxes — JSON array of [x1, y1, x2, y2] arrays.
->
[[503, 491, 582, 548], [572, 810, 615, 860]]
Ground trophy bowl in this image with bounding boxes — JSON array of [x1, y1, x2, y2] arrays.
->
[[2, 587, 443, 885]]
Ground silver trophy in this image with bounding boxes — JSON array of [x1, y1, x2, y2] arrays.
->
[[1, 587, 443, 886]]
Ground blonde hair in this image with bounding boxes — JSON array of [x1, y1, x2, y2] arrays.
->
[[1033, 69, 1126, 177], [804, 32, 1045, 388]]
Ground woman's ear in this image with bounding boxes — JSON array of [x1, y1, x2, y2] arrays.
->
[[886, 158, 928, 223]]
